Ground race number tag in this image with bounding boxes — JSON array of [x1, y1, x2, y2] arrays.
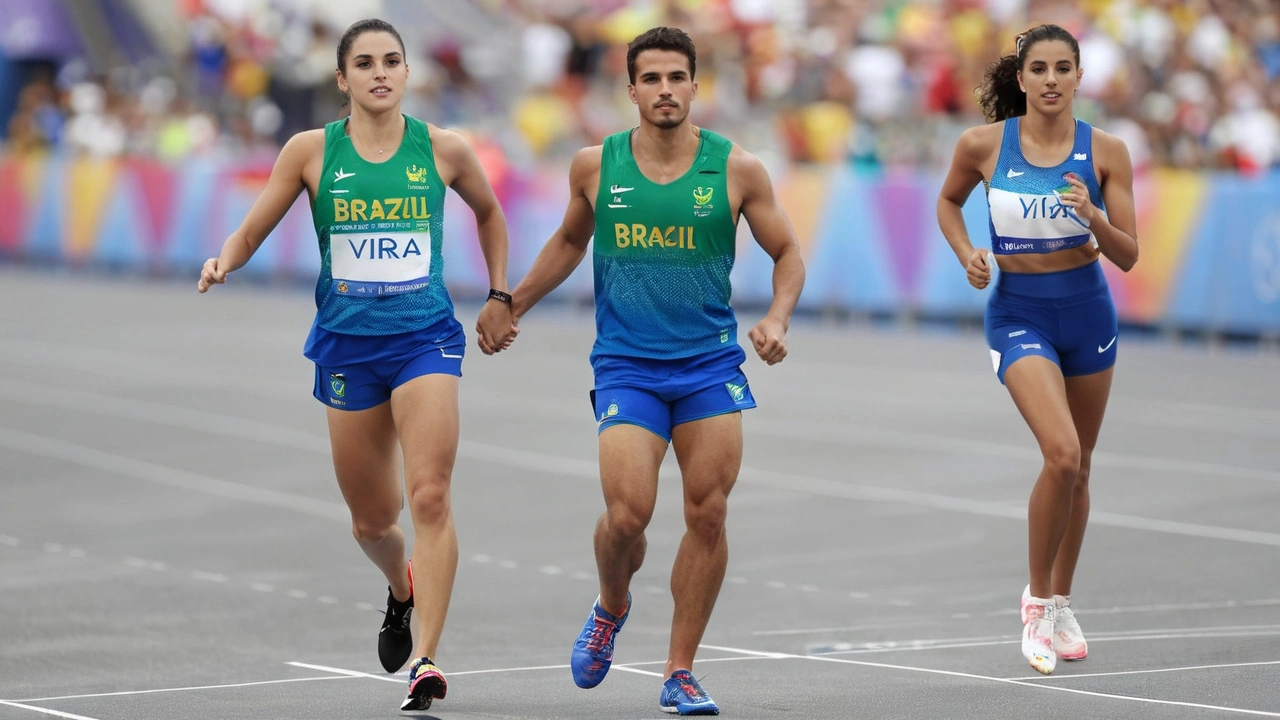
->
[[330, 230, 431, 296]]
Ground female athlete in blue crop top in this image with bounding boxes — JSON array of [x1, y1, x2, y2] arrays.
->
[[936, 23, 1139, 676]]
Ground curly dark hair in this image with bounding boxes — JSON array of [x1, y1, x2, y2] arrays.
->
[[978, 24, 1080, 123], [626, 26, 696, 85]]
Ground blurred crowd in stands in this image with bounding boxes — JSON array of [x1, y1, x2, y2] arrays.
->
[[4, 0, 1280, 173]]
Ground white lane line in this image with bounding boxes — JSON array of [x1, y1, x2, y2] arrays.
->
[[698, 644, 790, 659], [285, 662, 403, 684], [16, 675, 357, 702], [814, 624, 1280, 656], [449, 663, 569, 677], [7, 382, 1280, 547], [288, 660, 575, 680], [0, 701, 102, 720], [796, 652, 1280, 717], [1007, 659, 1280, 681], [610, 665, 665, 678]]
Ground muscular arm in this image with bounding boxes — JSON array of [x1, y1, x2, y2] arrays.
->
[[510, 147, 601, 318], [1089, 131, 1139, 272], [205, 131, 317, 285], [936, 125, 993, 267], [732, 149, 805, 329], [434, 129, 510, 292]]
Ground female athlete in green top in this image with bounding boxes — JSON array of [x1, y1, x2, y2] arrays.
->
[[198, 18, 513, 712]]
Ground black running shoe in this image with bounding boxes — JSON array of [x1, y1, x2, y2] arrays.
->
[[379, 563, 413, 673]]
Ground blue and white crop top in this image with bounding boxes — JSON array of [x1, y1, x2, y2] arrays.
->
[[987, 117, 1104, 255]]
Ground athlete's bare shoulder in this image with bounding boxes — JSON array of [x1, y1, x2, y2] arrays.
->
[[957, 122, 1003, 160], [424, 123, 471, 160], [725, 142, 767, 179], [1087, 125, 1133, 182], [571, 144, 604, 172], [281, 128, 326, 159], [569, 145, 604, 197], [1088, 126, 1130, 159]]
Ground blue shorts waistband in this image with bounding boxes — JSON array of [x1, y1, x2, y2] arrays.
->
[[995, 260, 1106, 299]]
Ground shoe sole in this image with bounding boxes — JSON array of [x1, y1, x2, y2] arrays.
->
[[400, 674, 446, 712], [1026, 654, 1055, 675], [660, 704, 720, 716]]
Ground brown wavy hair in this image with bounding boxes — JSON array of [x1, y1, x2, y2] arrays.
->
[[978, 24, 1080, 123]]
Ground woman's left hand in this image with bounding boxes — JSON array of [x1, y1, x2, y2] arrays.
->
[[1057, 173, 1099, 226]]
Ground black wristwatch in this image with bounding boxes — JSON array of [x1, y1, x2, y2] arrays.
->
[[487, 288, 513, 305]]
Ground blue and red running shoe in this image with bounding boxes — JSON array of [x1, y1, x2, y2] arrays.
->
[[399, 656, 446, 711], [660, 669, 719, 715], [570, 593, 631, 688]]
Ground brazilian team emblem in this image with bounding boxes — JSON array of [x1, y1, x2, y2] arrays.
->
[[406, 164, 428, 183], [724, 382, 746, 403], [329, 373, 347, 398], [336, 281, 349, 293], [693, 186, 714, 217]]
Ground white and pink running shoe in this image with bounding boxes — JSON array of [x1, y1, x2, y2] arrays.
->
[[1052, 594, 1088, 660], [1020, 585, 1057, 674]]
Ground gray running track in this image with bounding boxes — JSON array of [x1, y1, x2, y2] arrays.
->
[[1, 267, 1278, 719]]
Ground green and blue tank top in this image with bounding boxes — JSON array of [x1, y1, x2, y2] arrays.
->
[[592, 128, 738, 361], [311, 115, 453, 335]]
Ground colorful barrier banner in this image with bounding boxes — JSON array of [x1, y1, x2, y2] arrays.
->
[[1, 154, 1276, 335]]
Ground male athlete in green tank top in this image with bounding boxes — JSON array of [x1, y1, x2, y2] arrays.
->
[[505, 26, 806, 717]]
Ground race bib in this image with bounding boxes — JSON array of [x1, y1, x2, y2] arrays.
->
[[330, 230, 431, 296]]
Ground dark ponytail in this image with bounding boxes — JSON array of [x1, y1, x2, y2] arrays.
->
[[978, 23, 1080, 123]]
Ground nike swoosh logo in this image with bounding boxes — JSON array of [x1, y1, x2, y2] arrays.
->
[[610, 185, 634, 193], [1098, 336, 1116, 353], [1007, 169, 1024, 178], [440, 350, 462, 359], [334, 169, 355, 182], [607, 204, 629, 209]]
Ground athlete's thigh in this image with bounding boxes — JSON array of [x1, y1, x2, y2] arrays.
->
[[1058, 290, 1118, 372], [599, 423, 667, 522], [326, 402, 402, 517], [1063, 367, 1114, 454], [670, 411, 743, 502], [1003, 356, 1078, 454], [985, 294, 1062, 385], [389, 374, 460, 486]]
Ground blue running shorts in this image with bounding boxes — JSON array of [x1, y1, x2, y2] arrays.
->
[[590, 345, 756, 442], [985, 260, 1118, 385], [304, 315, 465, 411]]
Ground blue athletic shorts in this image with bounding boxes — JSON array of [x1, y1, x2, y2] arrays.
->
[[985, 260, 1118, 385], [303, 316, 465, 411], [590, 345, 756, 443]]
